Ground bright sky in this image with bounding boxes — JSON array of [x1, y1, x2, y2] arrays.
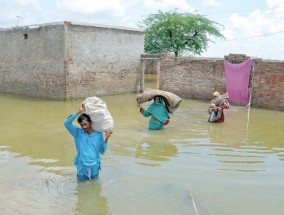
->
[[1, 0, 284, 60]]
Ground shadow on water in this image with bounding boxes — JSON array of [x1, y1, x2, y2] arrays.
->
[[1, 91, 284, 215]]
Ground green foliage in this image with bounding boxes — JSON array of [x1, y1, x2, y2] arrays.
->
[[138, 10, 224, 57]]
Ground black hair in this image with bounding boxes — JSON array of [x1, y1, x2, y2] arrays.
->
[[77, 113, 91, 123], [160, 96, 171, 113]]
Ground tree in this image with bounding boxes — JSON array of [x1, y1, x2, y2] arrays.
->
[[138, 10, 224, 57]]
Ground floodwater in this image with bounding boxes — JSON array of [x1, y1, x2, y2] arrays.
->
[[1, 77, 284, 215]]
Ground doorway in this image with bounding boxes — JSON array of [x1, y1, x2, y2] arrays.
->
[[140, 54, 160, 92]]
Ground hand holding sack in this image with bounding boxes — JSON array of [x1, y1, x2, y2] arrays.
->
[[136, 89, 182, 114], [83, 96, 114, 132], [212, 92, 230, 108]]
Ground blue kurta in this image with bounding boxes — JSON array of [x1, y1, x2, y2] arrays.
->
[[64, 113, 107, 180]]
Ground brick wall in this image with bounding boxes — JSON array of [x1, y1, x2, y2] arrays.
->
[[0, 22, 144, 100], [160, 56, 223, 100], [64, 22, 144, 99], [159, 54, 284, 111], [0, 24, 66, 99], [252, 60, 284, 111]]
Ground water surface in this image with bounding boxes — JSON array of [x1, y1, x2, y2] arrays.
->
[[0, 92, 284, 215]]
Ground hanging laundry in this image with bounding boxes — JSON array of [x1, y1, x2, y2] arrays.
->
[[224, 58, 253, 105]]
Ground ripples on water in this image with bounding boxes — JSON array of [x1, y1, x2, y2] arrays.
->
[[0, 92, 284, 215]]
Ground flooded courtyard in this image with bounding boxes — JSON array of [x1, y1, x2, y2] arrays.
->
[[1, 88, 284, 215]]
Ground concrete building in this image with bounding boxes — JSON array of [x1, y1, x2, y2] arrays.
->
[[0, 21, 145, 100]]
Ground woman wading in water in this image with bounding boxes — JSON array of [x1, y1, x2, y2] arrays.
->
[[208, 91, 230, 123], [138, 96, 170, 130]]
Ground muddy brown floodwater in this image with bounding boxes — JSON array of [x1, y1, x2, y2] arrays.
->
[[1, 83, 284, 215]]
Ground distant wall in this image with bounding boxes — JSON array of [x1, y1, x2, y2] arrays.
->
[[0, 24, 66, 99], [252, 60, 284, 110], [159, 54, 284, 111], [159, 56, 224, 100], [0, 22, 144, 100]]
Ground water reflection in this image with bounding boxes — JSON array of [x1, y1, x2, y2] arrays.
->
[[144, 73, 158, 90], [75, 180, 110, 215], [135, 132, 178, 166]]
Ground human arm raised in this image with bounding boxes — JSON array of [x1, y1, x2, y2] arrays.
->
[[104, 130, 113, 143], [64, 103, 85, 137], [137, 103, 151, 117], [77, 103, 85, 114]]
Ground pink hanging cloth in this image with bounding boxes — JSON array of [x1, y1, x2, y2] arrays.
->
[[224, 58, 253, 105]]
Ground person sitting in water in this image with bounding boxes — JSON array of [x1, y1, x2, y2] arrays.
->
[[208, 91, 230, 123], [138, 96, 170, 130]]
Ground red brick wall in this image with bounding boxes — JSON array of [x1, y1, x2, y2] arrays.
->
[[252, 60, 284, 111], [159, 54, 284, 111], [160, 56, 224, 100]]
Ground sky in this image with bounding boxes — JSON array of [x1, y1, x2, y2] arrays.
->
[[1, 0, 284, 60]]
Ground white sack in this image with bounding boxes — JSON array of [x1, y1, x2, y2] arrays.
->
[[83, 96, 114, 132]]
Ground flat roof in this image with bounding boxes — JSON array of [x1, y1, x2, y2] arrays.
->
[[0, 21, 145, 33]]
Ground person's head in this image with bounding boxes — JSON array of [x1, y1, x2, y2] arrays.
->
[[154, 96, 161, 103], [77, 113, 93, 134], [212, 91, 220, 99]]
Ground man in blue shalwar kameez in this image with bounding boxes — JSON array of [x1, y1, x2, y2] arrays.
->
[[64, 104, 113, 181]]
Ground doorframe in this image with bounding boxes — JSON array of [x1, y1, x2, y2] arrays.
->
[[140, 54, 161, 92]]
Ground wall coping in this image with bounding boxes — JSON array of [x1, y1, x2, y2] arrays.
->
[[0, 21, 145, 33], [161, 55, 284, 63]]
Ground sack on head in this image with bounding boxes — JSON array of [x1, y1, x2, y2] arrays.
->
[[83, 96, 114, 132]]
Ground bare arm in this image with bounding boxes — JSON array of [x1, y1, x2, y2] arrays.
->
[[104, 130, 113, 143], [77, 103, 85, 114]]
